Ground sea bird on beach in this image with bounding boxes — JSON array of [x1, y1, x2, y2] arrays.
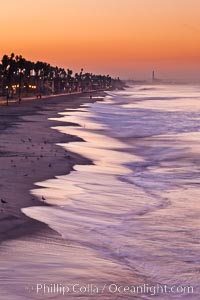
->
[[1, 198, 7, 204], [42, 196, 46, 201]]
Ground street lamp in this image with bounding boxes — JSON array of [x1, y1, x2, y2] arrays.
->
[[30, 69, 36, 96], [5, 65, 10, 106], [17, 68, 25, 104]]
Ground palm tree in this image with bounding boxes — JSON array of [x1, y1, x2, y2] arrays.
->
[[1, 55, 9, 98], [0, 52, 117, 102], [1, 54, 16, 103], [67, 69, 73, 92]]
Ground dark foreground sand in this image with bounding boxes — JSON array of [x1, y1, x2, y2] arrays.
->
[[0, 92, 104, 243]]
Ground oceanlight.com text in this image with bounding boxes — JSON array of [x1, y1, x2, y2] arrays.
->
[[25, 282, 194, 296]]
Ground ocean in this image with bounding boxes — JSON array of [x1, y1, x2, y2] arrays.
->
[[22, 84, 200, 299]]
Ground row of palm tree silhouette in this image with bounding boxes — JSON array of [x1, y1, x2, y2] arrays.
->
[[0, 53, 116, 102]]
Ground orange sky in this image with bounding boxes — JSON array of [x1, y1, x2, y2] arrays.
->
[[1, 0, 200, 80]]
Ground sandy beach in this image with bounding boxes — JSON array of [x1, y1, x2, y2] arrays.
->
[[0, 91, 147, 300], [0, 93, 103, 243]]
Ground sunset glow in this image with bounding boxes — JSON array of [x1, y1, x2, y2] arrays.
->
[[1, 0, 200, 80]]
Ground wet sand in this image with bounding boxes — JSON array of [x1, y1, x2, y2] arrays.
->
[[0, 92, 104, 243]]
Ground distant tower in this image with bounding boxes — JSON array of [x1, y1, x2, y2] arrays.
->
[[152, 70, 155, 81]]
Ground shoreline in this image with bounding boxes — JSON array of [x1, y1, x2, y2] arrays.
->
[[0, 91, 105, 244]]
